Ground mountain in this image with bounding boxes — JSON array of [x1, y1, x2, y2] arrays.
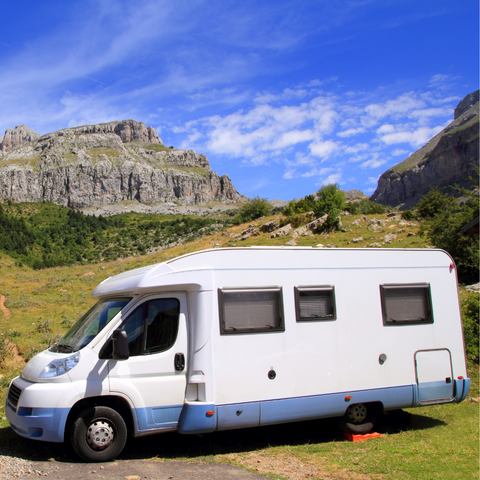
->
[[371, 90, 479, 209], [0, 119, 244, 211]]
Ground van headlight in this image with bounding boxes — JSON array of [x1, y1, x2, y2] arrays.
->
[[39, 353, 80, 378]]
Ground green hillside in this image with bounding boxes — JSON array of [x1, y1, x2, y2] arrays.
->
[[0, 202, 226, 268]]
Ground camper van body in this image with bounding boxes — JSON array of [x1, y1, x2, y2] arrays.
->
[[7, 247, 470, 461]]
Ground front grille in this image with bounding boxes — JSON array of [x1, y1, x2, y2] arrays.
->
[[7, 384, 22, 409]]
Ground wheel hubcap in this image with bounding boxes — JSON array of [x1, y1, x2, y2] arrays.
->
[[346, 404, 367, 424], [86, 420, 114, 450]]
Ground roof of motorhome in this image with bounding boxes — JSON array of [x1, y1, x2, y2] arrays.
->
[[91, 247, 453, 298]]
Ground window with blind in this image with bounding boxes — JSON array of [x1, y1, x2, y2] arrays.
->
[[295, 286, 336, 321], [380, 284, 433, 325], [219, 287, 285, 334]]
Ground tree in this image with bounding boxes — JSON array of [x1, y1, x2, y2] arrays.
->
[[313, 184, 345, 232]]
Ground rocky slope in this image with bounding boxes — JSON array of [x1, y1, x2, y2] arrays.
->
[[371, 90, 479, 209], [0, 120, 244, 210]]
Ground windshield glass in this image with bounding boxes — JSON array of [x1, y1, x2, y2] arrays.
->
[[50, 297, 132, 353]]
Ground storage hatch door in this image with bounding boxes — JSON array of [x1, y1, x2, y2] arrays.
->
[[415, 349, 454, 404]]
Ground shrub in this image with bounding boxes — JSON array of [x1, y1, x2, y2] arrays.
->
[[416, 189, 456, 218], [412, 184, 478, 283], [345, 199, 386, 215], [461, 292, 479, 364], [401, 209, 417, 221], [235, 196, 272, 224]]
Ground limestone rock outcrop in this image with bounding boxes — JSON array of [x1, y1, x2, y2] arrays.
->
[[0, 120, 244, 209], [0, 125, 40, 152], [371, 90, 479, 209]]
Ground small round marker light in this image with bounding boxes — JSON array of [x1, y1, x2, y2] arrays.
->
[[206, 411, 215, 417], [345, 395, 352, 402]]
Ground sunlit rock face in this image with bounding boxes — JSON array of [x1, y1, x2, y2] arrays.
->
[[0, 120, 244, 209], [371, 90, 479, 210]]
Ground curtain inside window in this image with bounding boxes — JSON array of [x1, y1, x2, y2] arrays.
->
[[384, 286, 430, 323], [299, 291, 333, 318], [222, 290, 281, 331]]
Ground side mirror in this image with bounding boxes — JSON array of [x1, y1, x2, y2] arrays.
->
[[112, 330, 129, 360]]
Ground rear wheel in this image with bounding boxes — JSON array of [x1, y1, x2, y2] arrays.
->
[[339, 403, 377, 434], [70, 406, 127, 462]]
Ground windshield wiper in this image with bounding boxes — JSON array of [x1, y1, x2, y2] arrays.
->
[[52, 343, 74, 353]]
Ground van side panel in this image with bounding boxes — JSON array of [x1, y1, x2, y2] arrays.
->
[[208, 250, 467, 421]]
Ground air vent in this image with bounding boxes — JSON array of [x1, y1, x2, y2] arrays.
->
[[7, 384, 22, 409]]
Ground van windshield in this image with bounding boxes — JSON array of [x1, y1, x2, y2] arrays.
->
[[50, 297, 132, 353]]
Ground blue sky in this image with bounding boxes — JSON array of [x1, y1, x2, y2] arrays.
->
[[0, 1, 478, 201]]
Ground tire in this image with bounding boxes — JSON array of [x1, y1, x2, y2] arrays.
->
[[70, 406, 127, 462], [339, 403, 377, 434]]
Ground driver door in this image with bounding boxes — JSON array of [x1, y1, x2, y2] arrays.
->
[[108, 294, 188, 434]]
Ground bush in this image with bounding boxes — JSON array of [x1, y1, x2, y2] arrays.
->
[[235, 197, 272, 224], [416, 189, 456, 218], [345, 199, 386, 215], [401, 209, 417, 221], [413, 186, 479, 282], [461, 292, 479, 364], [282, 195, 317, 216]]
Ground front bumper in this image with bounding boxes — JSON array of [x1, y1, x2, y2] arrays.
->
[[6, 377, 80, 443]]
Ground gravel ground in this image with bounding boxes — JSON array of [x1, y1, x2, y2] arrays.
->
[[0, 450, 37, 479], [0, 451, 269, 480]]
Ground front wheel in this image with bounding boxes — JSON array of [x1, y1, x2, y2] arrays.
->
[[70, 406, 127, 462], [339, 403, 377, 434]]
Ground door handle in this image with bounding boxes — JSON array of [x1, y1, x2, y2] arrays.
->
[[174, 353, 185, 372]]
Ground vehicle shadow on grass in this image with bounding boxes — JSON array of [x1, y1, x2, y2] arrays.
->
[[0, 410, 446, 464]]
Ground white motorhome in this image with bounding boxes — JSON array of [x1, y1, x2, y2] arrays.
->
[[7, 247, 470, 461]]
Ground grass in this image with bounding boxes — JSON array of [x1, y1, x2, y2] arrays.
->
[[165, 166, 211, 176], [0, 209, 478, 478]]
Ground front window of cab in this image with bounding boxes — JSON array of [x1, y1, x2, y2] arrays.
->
[[50, 297, 132, 353]]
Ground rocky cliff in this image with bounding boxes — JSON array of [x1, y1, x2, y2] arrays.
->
[[0, 119, 244, 209], [371, 90, 479, 209]]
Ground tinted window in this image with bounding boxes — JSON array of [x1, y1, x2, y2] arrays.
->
[[120, 298, 180, 355], [295, 286, 336, 321], [380, 284, 433, 325], [219, 288, 284, 334]]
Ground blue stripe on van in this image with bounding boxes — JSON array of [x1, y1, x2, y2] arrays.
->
[[188, 385, 415, 433], [177, 403, 217, 434], [134, 405, 183, 434]]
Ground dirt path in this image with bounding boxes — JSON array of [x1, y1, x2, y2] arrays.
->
[[0, 295, 10, 320]]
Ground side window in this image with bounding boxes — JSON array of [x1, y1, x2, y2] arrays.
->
[[219, 287, 284, 334], [120, 298, 180, 356], [380, 283, 433, 325], [145, 299, 180, 354], [295, 286, 336, 321]]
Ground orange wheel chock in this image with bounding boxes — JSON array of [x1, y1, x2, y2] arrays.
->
[[343, 432, 383, 442]]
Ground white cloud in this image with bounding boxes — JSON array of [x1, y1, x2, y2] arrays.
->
[[376, 124, 396, 134], [361, 154, 387, 169], [345, 143, 370, 154], [319, 172, 342, 186], [392, 148, 409, 156], [365, 92, 426, 119], [337, 127, 366, 137], [378, 125, 443, 147], [309, 140, 339, 159], [301, 167, 334, 178]]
